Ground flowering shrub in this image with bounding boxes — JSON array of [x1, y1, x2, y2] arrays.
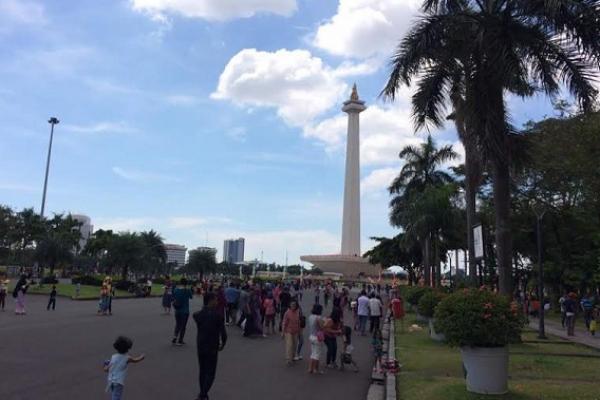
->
[[434, 289, 524, 347], [417, 290, 446, 318]]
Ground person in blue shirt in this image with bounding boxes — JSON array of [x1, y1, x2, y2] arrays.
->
[[172, 278, 194, 346], [224, 282, 240, 325]]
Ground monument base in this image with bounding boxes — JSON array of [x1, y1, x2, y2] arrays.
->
[[300, 254, 378, 277]]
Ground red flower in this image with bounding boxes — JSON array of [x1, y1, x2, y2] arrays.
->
[[483, 302, 494, 310], [483, 313, 492, 319]]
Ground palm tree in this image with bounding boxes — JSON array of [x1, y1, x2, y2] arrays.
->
[[140, 230, 167, 275], [389, 136, 458, 286], [186, 247, 218, 280], [382, 0, 600, 294]]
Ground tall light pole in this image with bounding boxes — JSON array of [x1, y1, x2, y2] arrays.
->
[[534, 205, 547, 339], [41, 117, 59, 217]]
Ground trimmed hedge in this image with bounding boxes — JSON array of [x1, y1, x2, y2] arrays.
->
[[71, 275, 103, 286]]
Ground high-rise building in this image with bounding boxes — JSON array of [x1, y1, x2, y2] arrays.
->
[[72, 214, 93, 252], [223, 238, 245, 263], [165, 244, 187, 267]]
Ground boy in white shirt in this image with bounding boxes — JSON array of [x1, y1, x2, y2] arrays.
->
[[104, 336, 145, 400]]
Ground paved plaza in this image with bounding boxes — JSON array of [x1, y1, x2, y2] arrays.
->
[[1, 294, 374, 400]]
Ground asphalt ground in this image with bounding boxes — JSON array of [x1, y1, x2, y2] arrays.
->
[[1, 293, 375, 400]]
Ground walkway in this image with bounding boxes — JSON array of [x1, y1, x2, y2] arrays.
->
[[529, 318, 600, 350], [0, 293, 374, 400]]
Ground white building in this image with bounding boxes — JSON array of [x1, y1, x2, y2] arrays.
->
[[72, 214, 93, 252], [223, 238, 245, 263], [165, 244, 187, 267]]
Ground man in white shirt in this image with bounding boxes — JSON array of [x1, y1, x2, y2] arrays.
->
[[368, 293, 383, 333], [357, 291, 370, 336]]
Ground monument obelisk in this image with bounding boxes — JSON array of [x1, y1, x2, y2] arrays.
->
[[301, 84, 374, 276], [341, 84, 366, 256]]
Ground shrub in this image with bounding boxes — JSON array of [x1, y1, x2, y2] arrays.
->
[[418, 290, 446, 318], [114, 280, 135, 292], [406, 286, 431, 306], [71, 275, 103, 286], [434, 289, 524, 347]]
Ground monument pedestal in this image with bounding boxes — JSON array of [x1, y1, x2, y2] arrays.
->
[[300, 254, 377, 277]]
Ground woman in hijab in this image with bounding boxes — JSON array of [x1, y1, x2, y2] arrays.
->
[[13, 274, 30, 315]]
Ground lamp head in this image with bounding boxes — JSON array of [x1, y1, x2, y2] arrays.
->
[[48, 117, 60, 124]]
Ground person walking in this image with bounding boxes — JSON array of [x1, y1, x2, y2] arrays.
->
[[237, 285, 250, 328], [307, 304, 325, 374], [192, 292, 227, 400], [262, 293, 276, 335], [161, 276, 173, 315], [564, 292, 578, 336], [224, 282, 240, 325], [296, 302, 306, 361], [368, 293, 383, 333], [323, 307, 343, 369], [172, 278, 194, 346], [278, 286, 292, 332], [13, 275, 29, 315], [103, 336, 145, 400], [47, 285, 57, 310], [357, 291, 370, 336], [314, 285, 321, 305], [282, 300, 301, 365], [580, 292, 595, 330], [559, 292, 567, 328], [0, 275, 8, 311]]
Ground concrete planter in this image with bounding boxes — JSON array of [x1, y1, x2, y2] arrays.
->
[[428, 319, 445, 342], [460, 346, 509, 395]]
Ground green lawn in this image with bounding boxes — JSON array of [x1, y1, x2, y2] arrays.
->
[[9, 283, 165, 300], [395, 315, 600, 400]]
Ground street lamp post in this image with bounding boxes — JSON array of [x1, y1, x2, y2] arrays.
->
[[534, 206, 547, 339], [41, 117, 60, 217]]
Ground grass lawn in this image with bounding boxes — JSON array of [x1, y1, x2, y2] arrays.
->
[[27, 283, 130, 299], [395, 315, 600, 400]]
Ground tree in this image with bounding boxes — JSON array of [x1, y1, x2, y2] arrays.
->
[[83, 229, 115, 272], [140, 230, 167, 276], [364, 234, 423, 285], [107, 232, 146, 280], [383, 0, 600, 294], [389, 136, 458, 286], [35, 214, 81, 274], [186, 248, 218, 279]]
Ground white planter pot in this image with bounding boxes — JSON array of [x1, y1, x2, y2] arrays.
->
[[415, 312, 428, 323], [460, 346, 509, 395], [428, 319, 445, 342]]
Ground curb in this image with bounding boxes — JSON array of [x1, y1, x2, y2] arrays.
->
[[366, 318, 396, 400]]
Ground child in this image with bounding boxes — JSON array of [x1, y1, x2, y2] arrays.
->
[[372, 327, 384, 374], [76, 282, 81, 299], [340, 326, 359, 372], [263, 293, 276, 335], [104, 336, 145, 399], [47, 285, 57, 310]]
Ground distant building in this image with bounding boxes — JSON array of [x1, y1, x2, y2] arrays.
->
[[72, 214, 93, 252], [223, 238, 245, 263], [196, 247, 217, 256], [165, 244, 187, 267]]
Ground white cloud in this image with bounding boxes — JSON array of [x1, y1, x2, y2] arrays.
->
[[130, 0, 297, 22], [12, 47, 94, 75], [305, 101, 423, 166], [167, 217, 232, 229], [63, 122, 138, 135], [212, 48, 348, 126], [361, 167, 398, 194], [112, 166, 182, 183], [0, 0, 45, 29], [94, 217, 157, 232], [313, 0, 421, 59]]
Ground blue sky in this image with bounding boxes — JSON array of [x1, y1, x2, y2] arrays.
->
[[0, 0, 556, 264]]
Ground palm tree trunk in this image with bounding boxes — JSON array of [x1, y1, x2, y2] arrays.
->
[[492, 160, 513, 295], [434, 238, 441, 287], [422, 237, 431, 286], [464, 146, 479, 283]]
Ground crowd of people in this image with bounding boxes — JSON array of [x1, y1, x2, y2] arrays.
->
[[144, 276, 392, 399]]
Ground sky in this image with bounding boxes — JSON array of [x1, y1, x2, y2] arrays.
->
[[0, 0, 557, 265]]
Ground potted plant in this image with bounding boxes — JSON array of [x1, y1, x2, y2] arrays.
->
[[418, 291, 446, 341], [434, 289, 523, 395], [406, 286, 430, 322]]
